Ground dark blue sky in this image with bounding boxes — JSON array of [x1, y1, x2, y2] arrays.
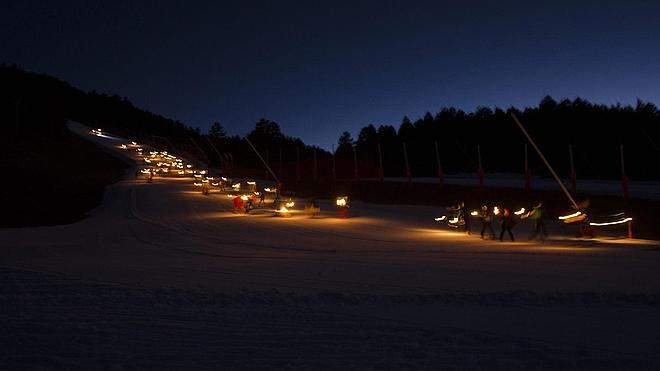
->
[[2, 1, 659, 149]]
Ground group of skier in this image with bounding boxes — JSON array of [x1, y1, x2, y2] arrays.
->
[[451, 201, 547, 242]]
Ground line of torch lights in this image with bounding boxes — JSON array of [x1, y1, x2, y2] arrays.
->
[[435, 206, 632, 232], [99, 128, 636, 234]]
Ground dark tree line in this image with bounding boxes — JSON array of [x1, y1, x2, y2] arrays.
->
[[0, 65, 324, 174], [337, 97, 660, 180], [3, 64, 660, 181], [1, 64, 201, 155]]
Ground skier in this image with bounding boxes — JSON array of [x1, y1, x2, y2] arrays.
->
[[528, 202, 548, 241], [478, 205, 496, 239], [245, 193, 257, 213], [458, 201, 471, 235], [498, 207, 515, 242], [232, 195, 244, 213], [305, 198, 320, 217]]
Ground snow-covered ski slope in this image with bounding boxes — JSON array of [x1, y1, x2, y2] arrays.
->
[[1, 123, 659, 369], [378, 175, 660, 200]]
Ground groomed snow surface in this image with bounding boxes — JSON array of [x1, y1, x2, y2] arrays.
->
[[1, 123, 659, 369]]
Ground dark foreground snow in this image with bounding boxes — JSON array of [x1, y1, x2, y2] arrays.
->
[[2, 123, 660, 369], [2, 267, 658, 370]]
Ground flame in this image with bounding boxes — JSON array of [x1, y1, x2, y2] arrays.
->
[[211, 182, 219, 186], [434, 216, 446, 221], [276, 207, 289, 214], [120, 144, 127, 149], [285, 201, 295, 208], [186, 165, 192, 168], [590, 217, 632, 226], [336, 196, 348, 207], [514, 208, 525, 215], [240, 195, 249, 201], [193, 183, 202, 186], [448, 217, 459, 224], [232, 183, 240, 189], [221, 177, 228, 181], [558, 211, 581, 220], [247, 181, 256, 185], [178, 170, 185, 175], [493, 206, 500, 215], [470, 211, 478, 216], [131, 141, 137, 145]]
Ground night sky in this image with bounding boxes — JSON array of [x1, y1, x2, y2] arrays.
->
[[2, 1, 659, 149]]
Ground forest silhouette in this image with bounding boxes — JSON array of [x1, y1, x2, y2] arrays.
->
[[2, 64, 660, 183]]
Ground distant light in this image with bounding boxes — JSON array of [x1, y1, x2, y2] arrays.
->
[[558, 211, 581, 220], [590, 217, 632, 226]]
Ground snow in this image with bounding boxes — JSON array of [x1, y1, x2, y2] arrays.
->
[[0, 122, 659, 368], [373, 175, 660, 200]]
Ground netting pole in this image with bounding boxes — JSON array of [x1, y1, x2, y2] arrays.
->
[[511, 113, 579, 209], [377, 141, 384, 182], [434, 140, 444, 186], [244, 136, 279, 184], [524, 143, 531, 191], [621, 144, 629, 199], [569, 144, 576, 195], [477, 144, 484, 189]]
